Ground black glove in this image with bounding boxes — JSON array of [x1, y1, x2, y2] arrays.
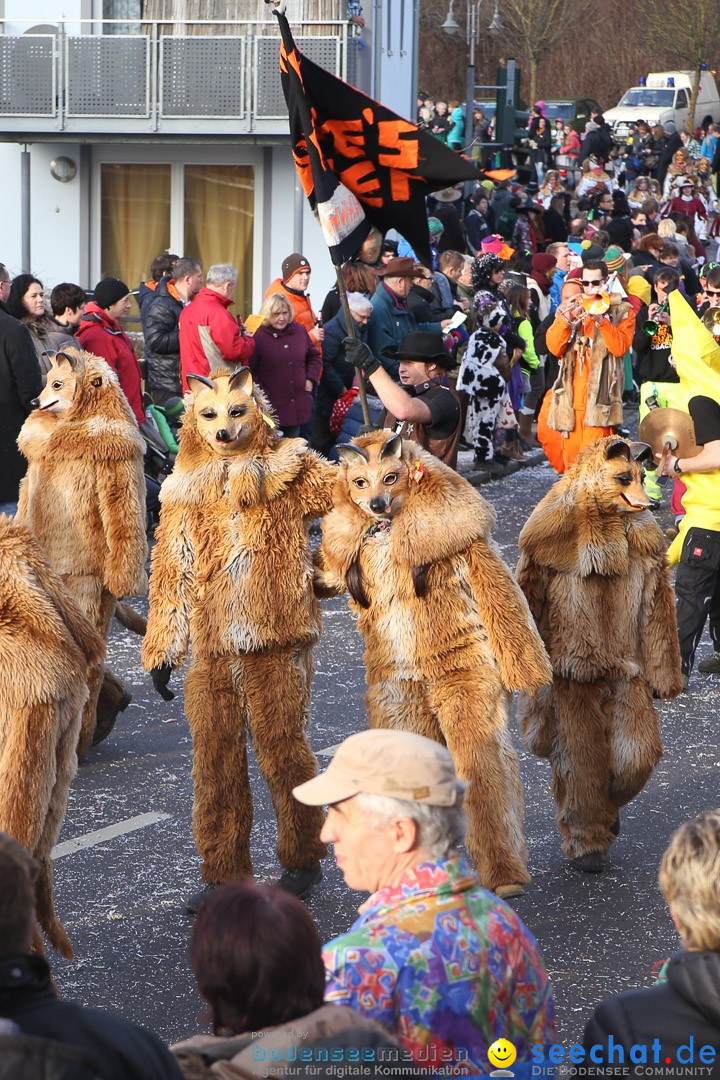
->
[[343, 337, 381, 376], [150, 663, 175, 701]]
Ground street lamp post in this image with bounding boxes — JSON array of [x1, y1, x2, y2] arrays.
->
[[441, 0, 504, 158], [464, 2, 478, 151]]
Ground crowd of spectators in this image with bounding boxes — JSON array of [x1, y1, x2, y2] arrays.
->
[[2, 737, 719, 1076]]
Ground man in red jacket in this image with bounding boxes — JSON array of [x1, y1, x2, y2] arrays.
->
[[77, 278, 145, 424], [179, 263, 254, 392]]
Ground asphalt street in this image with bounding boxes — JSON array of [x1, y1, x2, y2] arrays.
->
[[49, 448, 720, 1052]]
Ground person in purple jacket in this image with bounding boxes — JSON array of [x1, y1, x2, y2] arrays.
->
[[249, 293, 322, 437]]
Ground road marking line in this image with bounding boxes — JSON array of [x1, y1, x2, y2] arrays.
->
[[317, 743, 342, 757], [52, 812, 172, 859]]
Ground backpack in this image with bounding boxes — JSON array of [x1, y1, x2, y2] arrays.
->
[[498, 207, 518, 242]]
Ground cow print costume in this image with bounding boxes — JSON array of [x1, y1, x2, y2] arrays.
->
[[457, 296, 512, 462]]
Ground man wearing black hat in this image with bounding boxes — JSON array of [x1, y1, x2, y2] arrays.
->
[[345, 330, 461, 467]]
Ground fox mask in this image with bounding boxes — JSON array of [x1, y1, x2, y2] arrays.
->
[[187, 368, 274, 455], [31, 350, 84, 413], [336, 432, 430, 607], [576, 438, 654, 512], [336, 433, 409, 520]]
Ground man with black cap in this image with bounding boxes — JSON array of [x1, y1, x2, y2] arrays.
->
[[264, 253, 324, 348], [78, 278, 145, 424], [345, 329, 462, 467]]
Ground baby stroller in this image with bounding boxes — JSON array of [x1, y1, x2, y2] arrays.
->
[[139, 396, 182, 534]]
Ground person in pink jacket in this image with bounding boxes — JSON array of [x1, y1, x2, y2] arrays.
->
[[77, 278, 145, 424], [179, 263, 254, 392]]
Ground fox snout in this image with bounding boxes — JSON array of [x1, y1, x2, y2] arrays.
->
[[215, 428, 233, 443], [30, 398, 40, 409], [369, 495, 390, 514]]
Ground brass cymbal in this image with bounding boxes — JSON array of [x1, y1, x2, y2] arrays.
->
[[638, 408, 702, 459]]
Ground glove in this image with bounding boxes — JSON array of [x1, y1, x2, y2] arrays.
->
[[343, 337, 381, 376], [150, 663, 175, 701]]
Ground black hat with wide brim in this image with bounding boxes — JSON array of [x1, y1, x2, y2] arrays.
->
[[381, 330, 454, 370]]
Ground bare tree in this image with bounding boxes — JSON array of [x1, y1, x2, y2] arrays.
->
[[499, 0, 593, 105], [637, 0, 720, 128]]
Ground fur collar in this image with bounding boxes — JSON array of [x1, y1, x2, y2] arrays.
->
[[518, 483, 666, 576], [322, 441, 496, 574], [161, 430, 314, 508]]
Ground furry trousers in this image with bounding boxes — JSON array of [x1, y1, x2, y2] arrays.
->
[[62, 576, 121, 756], [184, 648, 326, 884], [366, 668, 529, 892], [0, 690, 86, 958], [519, 675, 662, 857]]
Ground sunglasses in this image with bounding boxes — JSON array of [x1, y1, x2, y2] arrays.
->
[[706, 288, 720, 296], [581, 278, 604, 287]]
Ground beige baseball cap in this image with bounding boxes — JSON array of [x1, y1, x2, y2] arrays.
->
[[293, 729, 459, 807]]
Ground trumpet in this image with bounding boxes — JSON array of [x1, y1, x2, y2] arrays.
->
[[643, 299, 669, 336], [582, 291, 611, 316], [561, 298, 586, 326]]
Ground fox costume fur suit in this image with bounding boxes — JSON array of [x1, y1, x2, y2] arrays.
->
[[0, 517, 104, 958], [142, 368, 337, 886], [318, 431, 552, 895], [16, 349, 147, 755], [516, 437, 682, 866]]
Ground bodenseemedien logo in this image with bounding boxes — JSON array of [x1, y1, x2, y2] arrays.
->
[[488, 1038, 517, 1076]]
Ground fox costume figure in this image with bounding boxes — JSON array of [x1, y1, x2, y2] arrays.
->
[[317, 431, 552, 896], [16, 349, 147, 754], [0, 517, 104, 958], [516, 437, 683, 873], [142, 368, 336, 910]]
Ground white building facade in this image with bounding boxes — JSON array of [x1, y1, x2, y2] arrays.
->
[[0, 0, 418, 315]]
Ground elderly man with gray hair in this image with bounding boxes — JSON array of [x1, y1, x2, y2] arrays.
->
[[178, 263, 254, 393], [310, 291, 373, 457], [294, 729, 555, 1073]]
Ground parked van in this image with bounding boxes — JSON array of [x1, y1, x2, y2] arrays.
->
[[604, 71, 720, 143]]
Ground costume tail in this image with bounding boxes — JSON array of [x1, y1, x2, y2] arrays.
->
[[114, 600, 147, 636]]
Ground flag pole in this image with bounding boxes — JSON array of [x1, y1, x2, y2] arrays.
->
[[335, 266, 373, 428]]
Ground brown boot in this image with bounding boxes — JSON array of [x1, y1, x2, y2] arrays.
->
[[502, 431, 526, 461], [518, 412, 540, 449]]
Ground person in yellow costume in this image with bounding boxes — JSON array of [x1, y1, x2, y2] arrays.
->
[[658, 291, 720, 686]]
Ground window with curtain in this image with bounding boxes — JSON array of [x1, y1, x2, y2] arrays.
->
[[100, 163, 172, 313], [184, 164, 255, 316], [103, 0, 142, 33]]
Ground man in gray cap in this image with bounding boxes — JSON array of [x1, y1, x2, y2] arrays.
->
[[293, 729, 555, 1072]]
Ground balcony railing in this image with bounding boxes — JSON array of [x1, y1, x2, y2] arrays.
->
[[0, 18, 360, 134]]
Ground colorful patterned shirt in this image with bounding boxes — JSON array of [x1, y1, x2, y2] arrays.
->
[[322, 854, 555, 1074]]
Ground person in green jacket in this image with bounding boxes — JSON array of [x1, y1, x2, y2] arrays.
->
[[504, 278, 541, 448]]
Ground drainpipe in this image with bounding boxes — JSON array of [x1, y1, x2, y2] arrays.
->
[[293, 173, 304, 253], [21, 144, 31, 273]]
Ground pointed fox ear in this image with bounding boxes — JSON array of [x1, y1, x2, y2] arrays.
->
[[605, 439, 630, 462], [54, 351, 78, 371], [229, 367, 253, 394], [380, 433, 403, 461], [336, 443, 369, 465], [628, 441, 652, 463], [186, 373, 215, 398]]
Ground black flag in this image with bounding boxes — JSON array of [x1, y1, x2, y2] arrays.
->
[[276, 10, 478, 266]]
